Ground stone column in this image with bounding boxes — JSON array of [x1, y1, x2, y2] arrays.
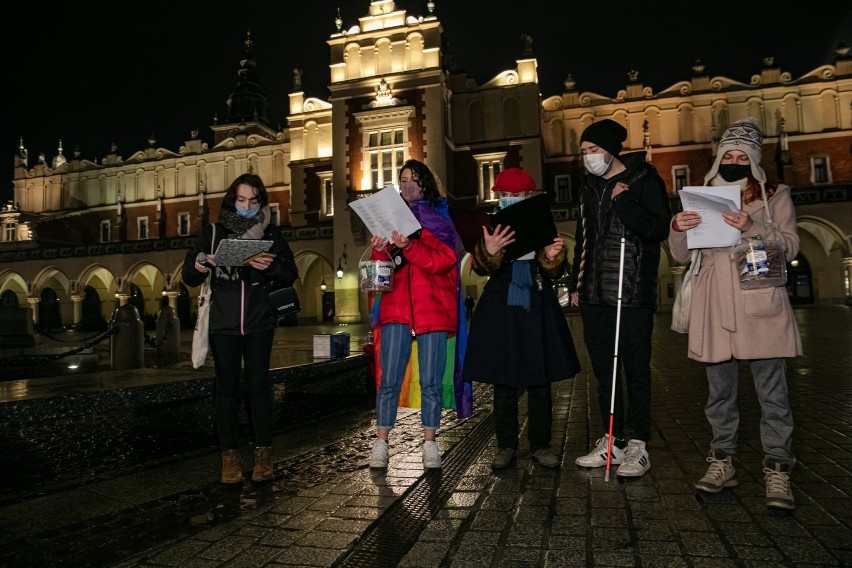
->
[[165, 291, 180, 311], [26, 296, 39, 324], [843, 257, 852, 306], [71, 294, 84, 326]]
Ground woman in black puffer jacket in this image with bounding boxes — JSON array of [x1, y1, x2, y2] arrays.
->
[[183, 173, 297, 485]]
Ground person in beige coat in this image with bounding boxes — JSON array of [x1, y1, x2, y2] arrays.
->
[[669, 118, 802, 511]]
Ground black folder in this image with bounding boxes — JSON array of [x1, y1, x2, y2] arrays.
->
[[492, 193, 557, 261]]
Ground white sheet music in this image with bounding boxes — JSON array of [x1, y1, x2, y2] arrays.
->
[[348, 184, 422, 241], [678, 185, 741, 249]]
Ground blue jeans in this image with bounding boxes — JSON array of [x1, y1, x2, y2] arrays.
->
[[376, 324, 447, 431], [705, 357, 795, 467]]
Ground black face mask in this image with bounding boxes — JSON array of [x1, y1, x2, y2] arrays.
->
[[718, 164, 751, 182]]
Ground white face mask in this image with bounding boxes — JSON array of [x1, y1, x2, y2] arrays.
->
[[583, 153, 612, 177]]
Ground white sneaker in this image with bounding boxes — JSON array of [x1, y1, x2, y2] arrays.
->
[[369, 439, 388, 468], [617, 439, 650, 477], [575, 434, 624, 468], [764, 464, 795, 510], [695, 451, 738, 493], [422, 441, 442, 469]]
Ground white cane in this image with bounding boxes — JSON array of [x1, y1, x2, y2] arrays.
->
[[605, 237, 626, 482]]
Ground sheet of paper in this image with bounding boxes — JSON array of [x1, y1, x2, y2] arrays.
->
[[348, 184, 422, 240], [678, 185, 741, 249]]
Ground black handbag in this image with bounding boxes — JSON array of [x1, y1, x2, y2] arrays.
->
[[269, 286, 301, 316]]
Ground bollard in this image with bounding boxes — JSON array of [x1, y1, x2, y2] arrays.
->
[[155, 305, 181, 365], [111, 304, 144, 370]]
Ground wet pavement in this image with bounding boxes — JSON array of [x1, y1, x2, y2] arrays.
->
[[0, 307, 850, 567]]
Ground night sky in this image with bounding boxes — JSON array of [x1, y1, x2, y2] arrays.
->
[[5, 0, 852, 203]]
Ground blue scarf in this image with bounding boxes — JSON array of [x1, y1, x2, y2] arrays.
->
[[508, 260, 533, 312]]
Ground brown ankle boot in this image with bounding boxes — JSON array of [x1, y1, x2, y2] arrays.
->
[[220, 449, 244, 484], [252, 446, 274, 482]]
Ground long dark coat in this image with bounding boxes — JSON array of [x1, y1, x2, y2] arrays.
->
[[462, 243, 580, 387]]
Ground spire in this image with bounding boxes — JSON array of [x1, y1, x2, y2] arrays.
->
[[224, 29, 270, 126]]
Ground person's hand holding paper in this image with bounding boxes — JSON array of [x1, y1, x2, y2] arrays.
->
[[677, 185, 741, 249], [348, 184, 422, 242]]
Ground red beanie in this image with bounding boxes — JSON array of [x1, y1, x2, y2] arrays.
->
[[492, 168, 536, 193]]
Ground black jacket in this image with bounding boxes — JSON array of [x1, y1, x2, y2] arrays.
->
[[182, 222, 298, 335], [570, 152, 670, 309]]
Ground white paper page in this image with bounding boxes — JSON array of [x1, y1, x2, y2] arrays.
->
[[348, 184, 422, 241], [678, 185, 741, 249]]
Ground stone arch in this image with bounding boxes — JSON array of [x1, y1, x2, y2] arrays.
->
[[781, 93, 802, 133], [125, 261, 168, 322], [503, 97, 520, 137], [548, 119, 566, 156], [406, 32, 424, 70], [712, 100, 729, 133], [796, 215, 850, 303], [294, 250, 335, 323], [818, 88, 839, 130], [375, 38, 392, 75], [345, 43, 362, 80], [304, 121, 319, 159], [32, 267, 72, 328], [677, 102, 695, 143], [469, 100, 485, 141], [0, 270, 28, 306], [77, 264, 121, 321], [644, 106, 662, 146], [744, 97, 764, 130]]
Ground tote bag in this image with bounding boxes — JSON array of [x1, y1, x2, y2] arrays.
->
[[671, 249, 700, 334], [191, 224, 215, 368]]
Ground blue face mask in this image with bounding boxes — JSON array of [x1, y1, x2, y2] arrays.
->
[[235, 204, 259, 219], [498, 196, 523, 210]]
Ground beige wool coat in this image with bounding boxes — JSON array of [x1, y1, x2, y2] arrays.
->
[[668, 184, 803, 363]]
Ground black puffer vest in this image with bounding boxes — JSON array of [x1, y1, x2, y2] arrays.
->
[[574, 154, 664, 309]]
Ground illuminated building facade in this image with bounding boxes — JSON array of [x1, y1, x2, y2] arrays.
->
[[2, 1, 850, 332]]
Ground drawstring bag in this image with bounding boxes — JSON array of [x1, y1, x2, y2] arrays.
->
[[191, 224, 215, 368], [671, 249, 700, 334], [731, 237, 787, 289], [729, 183, 787, 290], [359, 247, 394, 292]]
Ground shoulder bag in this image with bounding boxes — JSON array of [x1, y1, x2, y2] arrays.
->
[[671, 249, 700, 334], [191, 224, 215, 368]]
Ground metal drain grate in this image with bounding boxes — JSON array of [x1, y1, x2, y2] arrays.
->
[[338, 413, 495, 567]]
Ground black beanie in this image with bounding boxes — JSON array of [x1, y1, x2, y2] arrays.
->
[[580, 119, 628, 156]]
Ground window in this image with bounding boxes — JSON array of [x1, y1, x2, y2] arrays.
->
[[318, 173, 334, 217], [100, 220, 110, 243], [269, 204, 279, 226], [366, 128, 406, 190], [177, 213, 190, 236], [554, 175, 572, 203], [137, 217, 148, 240], [673, 166, 690, 192], [3, 222, 16, 242], [474, 152, 506, 203], [811, 156, 830, 184]]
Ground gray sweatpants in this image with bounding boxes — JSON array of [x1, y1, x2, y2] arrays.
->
[[705, 357, 796, 468]]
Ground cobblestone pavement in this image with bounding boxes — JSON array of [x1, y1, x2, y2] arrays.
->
[[0, 307, 850, 567]]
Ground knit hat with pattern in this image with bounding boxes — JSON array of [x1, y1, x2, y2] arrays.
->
[[705, 117, 766, 184]]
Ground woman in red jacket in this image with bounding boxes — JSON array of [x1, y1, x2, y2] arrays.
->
[[368, 160, 462, 470]]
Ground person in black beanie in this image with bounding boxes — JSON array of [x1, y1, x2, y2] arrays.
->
[[570, 119, 670, 478]]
